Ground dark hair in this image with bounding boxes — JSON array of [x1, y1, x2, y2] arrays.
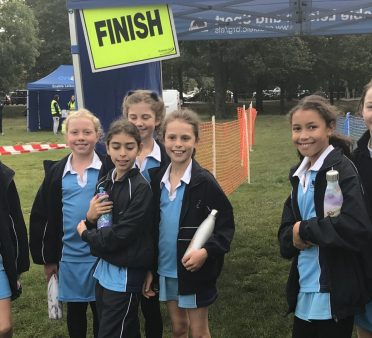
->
[[122, 90, 165, 128], [357, 80, 372, 116], [53, 94, 59, 100], [161, 108, 200, 142], [105, 119, 141, 148], [288, 95, 353, 158]]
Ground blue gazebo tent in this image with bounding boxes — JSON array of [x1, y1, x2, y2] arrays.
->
[[27, 65, 75, 131]]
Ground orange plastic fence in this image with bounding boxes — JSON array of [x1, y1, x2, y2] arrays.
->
[[195, 107, 256, 195]]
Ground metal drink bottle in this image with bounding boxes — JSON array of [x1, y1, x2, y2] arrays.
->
[[324, 169, 343, 217], [97, 187, 112, 229], [183, 209, 218, 257]]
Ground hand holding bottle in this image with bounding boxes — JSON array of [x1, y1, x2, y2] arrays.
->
[[86, 189, 113, 223], [182, 248, 208, 272]]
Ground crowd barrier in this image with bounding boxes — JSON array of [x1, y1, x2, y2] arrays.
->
[[336, 113, 366, 145], [195, 105, 256, 195]]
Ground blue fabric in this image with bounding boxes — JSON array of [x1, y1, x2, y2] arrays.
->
[[159, 276, 196, 308], [0, 256, 11, 299], [297, 171, 320, 292], [66, 1, 372, 40], [61, 169, 98, 262], [355, 301, 372, 332], [93, 259, 146, 293], [141, 157, 160, 183], [94, 259, 128, 292], [158, 183, 185, 278], [296, 170, 331, 320], [58, 261, 96, 302], [295, 292, 332, 321]]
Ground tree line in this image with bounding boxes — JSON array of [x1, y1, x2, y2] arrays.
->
[[1, 0, 372, 116]]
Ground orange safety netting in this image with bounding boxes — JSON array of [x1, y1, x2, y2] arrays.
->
[[195, 107, 256, 195]]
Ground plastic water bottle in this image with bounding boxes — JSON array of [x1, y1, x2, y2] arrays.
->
[[183, 209, 218, 257], [97, 187, 112, 229], [324, 169, 343, 217]]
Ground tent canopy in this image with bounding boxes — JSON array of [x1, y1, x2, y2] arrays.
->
[[27, 65, 75, 90], [27, 65, 75, 131], [66, 0, 372, 40]]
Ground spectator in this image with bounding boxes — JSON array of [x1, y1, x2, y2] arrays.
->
[[51, 95, 62, 135]]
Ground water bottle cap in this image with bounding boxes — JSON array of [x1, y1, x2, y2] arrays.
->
[[326, 169, 339, 182], [210, 209, 218, 216]]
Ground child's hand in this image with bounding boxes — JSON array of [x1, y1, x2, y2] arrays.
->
[[292, 221, 312, 250], [142, 271, 156, 299], [86, 194, 113, 222], [44, 264, 58, 282], [182, 248, 208, 272], [77, 220, 87, 236]]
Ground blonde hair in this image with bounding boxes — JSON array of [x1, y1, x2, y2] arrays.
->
[[122, 90, 165, 127], [65, 108, 103, 137]]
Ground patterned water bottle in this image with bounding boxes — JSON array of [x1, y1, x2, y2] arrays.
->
[[97, 187, 112, 229], [324, 169, 343, 217], [183, 209, 218, 257]]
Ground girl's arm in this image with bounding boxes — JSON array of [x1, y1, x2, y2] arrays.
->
[[278, 195, 300, 259], [299, 171, 372, 251], [201, 176, 235, 258], [29, 176, 59, 265], [81, 182, 153, 253], [8, 180, 29, 274]]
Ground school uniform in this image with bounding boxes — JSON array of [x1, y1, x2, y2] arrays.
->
[[81, 167, 154, 338], [137, 140, 169, 338], [279, 146, 372, 337], [352, 130, 372, 332], [97, 139, 168, 338], [29, 152, 102, 338], [151, 160, 235, 308], [0, 162, 29, 300]]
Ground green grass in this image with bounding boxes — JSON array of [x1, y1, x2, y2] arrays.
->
[[0, 106, 357, 337]]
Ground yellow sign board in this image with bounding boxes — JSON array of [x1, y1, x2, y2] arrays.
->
[[80, 5, 179, 72]]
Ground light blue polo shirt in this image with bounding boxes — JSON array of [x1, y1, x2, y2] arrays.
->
[[61, 153, 101, 262], [293, 145, 334, 320], [158, 160, 192, 278], [136, 140, 161, 183]]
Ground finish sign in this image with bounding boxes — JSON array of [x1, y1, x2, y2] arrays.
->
[[80, 5, 179, 72]]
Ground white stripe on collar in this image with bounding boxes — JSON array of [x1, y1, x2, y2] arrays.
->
[[62, 152, 102, 178], [293, 145, 334, 179]]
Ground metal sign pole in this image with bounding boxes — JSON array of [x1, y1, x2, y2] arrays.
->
[[68, 9, 85, 109]]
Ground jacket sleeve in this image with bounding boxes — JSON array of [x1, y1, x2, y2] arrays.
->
[[29, 171, 60, 265], [299, 170, 372, 252], [82, 182, 153, 253], [7, 180, 30, 274], [202, 176, 235, 258], [278, 194, 299, 259]]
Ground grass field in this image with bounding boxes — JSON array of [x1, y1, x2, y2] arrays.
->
[[0, 105, 358, 337]]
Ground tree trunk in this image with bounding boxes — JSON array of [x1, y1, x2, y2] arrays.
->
[[255, 80, 264, 113], [210, 43, 228, 118]]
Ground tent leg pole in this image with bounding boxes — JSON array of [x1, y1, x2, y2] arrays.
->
[[68, 9, 85, 109]]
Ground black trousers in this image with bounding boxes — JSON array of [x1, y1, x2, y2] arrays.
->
[[141, 294, 163, 338], [292, 315, 354, 338], [96, 283, 141, 338], [66, 301, 99, 338]]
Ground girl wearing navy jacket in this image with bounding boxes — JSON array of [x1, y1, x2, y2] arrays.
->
[[352, 81, 372, 338], [30, 109, 103, 338], [279, 95, 372, 338], [0, 162, 29, 338], [143, 109, 235, 338], [77, 119, 154, 338]]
